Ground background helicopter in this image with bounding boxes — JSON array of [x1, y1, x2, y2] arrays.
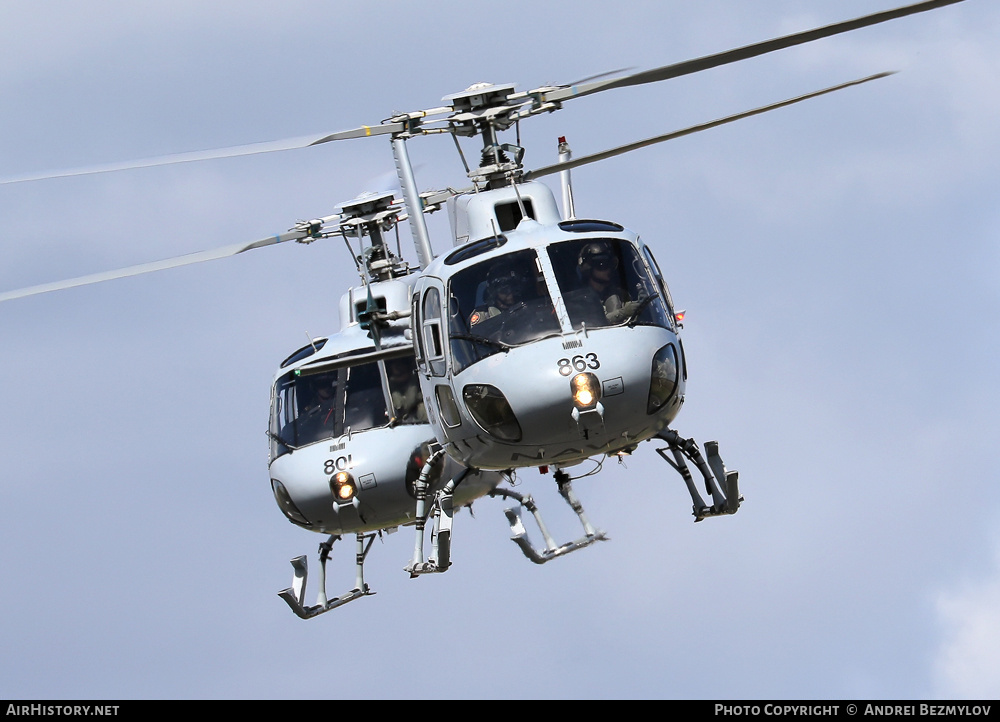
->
[[2, 0, 997, 701]]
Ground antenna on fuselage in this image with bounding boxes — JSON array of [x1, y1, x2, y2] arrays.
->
[[557, 136, 576, 220]]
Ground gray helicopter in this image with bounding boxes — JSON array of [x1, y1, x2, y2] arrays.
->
[[265, 192, 505, 618], [0, 0, 966, 618]]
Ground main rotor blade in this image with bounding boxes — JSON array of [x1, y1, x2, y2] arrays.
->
[[0, 123, 405, 186], [524, 72, 894, 181], [0, 215, 340, 304], [541, 0, 963, 104], [565, 67, 636, 86]]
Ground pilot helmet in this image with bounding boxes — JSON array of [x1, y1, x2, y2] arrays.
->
[[486, 260, 526, 300], [577, 241, 618, 275]]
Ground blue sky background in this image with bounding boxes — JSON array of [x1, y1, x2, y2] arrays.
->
[[1, 0, 998, 700]]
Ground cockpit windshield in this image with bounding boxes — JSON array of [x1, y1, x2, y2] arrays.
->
[[440, 241, 674, 373], [447, 249, 561, 373], [270, 354, 427, 458], [546, 238, 671, 331]]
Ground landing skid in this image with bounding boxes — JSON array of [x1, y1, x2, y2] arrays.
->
[[278, 533, 376, 619], [491, 469, 608, 564], [655, 428, 742, 521]]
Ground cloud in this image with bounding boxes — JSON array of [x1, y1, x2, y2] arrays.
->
[[932, 541, 1000, 699]]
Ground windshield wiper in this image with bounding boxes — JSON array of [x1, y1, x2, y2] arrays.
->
[[625, 293, 660, 328], [451, 333, 512, 353], [267, 430, 300, 451]]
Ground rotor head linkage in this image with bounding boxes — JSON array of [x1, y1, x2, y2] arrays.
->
[[443, 83, 520, 136], [336, 192, 410, 281]]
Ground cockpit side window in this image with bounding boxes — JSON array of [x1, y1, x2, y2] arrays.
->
[[412, 292, 425, 371], [447, 249, 560, 374], [641, 244, 677, 326], [421, 287, 446, 377], [547, 238, 671, 331]]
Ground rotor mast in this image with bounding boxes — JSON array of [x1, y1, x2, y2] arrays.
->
[[391, 138, 435, 270]]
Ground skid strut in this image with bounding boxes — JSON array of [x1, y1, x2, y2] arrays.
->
[[278, 533, 376, 619], [655, 429, 742, 521], [492, 469, 608, 564], [405, 450, 467, 576]]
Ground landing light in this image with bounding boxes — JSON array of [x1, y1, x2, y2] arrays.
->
[[330, 471, 357, 503], [571, 372, 601, 410]]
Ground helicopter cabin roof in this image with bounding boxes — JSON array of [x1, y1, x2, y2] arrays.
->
[[448, 181, 562, 246], [270, 276, 415, 382], [337, 275, 416, 332], [275, 319, 413, 382], [433, 183, 638, 278]]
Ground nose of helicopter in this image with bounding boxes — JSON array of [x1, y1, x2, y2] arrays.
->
[[451, 329, 683, 467], [269, 422, 504, 534]]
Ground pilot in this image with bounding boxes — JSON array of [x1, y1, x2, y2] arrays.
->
[[469, 260, 526, 328], [308, 381, 336, 419], [298, 378, 338, 443], [577, 241, 643, 325]]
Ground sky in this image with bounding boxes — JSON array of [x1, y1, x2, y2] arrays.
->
[[1, 0, 998, 701]]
